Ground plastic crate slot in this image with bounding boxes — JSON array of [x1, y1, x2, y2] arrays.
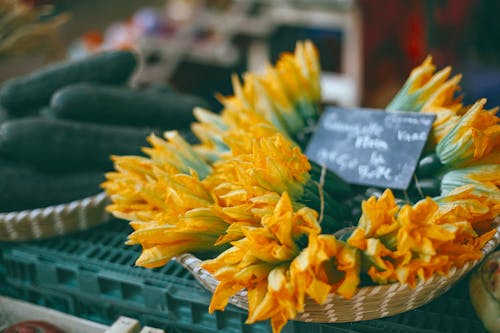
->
[[191, 303, 216, 327], [86, 247, 102, 259], [121, 281, 144, 303], [168, 296, 192, 320], [289, 321, 347, 333], [345, 322, 389, 333], [35, 261, 58, 286], [143, 279, 169, 289], [41, 291, 74, 313], [98, 249, 114, 261], [62, 242, 80, 254], [357, 319, 420, 333], [97, 234, 114, 245], [56, 266, 78, 287], [5, 256, 35, 284], [140, 316, 170, 331], [169, 285, 213, 305], [0, 251, 6, 276], [214, 310, 252, 333], [109, 251, 123, 264], [52, 241, 74, 253], [241, 315, 269, 333], [37, 254, 56, 264], [98, 276, 123, 298], [109, 233, 128, 247], [9, 284, 77, 315], [74, 297, 112, 324], [105, 304, 143, 325], [44, 240, 66, 251], [117, 242, 134, 252], [119, 254, 136, 265], [158, 261, 184, 276]]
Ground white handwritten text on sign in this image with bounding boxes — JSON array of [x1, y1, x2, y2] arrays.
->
[[305, 107, 435, 190]]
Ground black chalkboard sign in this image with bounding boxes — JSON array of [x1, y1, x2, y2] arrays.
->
[[305, 107, 435, 190]]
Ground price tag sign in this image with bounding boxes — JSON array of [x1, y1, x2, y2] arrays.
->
[[305, 107, 435, 190]]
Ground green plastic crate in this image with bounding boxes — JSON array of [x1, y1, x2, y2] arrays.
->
[[0, 220, 490, 333]]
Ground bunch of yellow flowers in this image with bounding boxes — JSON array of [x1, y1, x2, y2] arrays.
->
[[103, 41, 499, 333]]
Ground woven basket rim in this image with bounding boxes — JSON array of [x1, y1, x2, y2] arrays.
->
[[0, 191, 110, 242], [176, 217, 500, 322]]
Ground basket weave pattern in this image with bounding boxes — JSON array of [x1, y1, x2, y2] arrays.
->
[[0, 192, 111, 241], [176, 220, 500, 323]]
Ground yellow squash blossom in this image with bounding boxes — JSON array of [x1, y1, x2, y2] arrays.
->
[[144, 131, 212, 179], [440, 164, 500, 200], [204, 133, 311, 225], [194, 40, 321, 163], [420, 73, 463, 115], [435, 184, 500, 224], [419, 74, 464, 146], [347, 190, 401, 279], [387, 56, 453, 112], [357, 189, 400, 238], [392, 197, 493, 286], [348, 190, 496, 288], [103, 131, 232, 268], [436, 99, 500, 167], [202, 192, 323, 333], [396, 198, 460, 260], [249, 266, 295, 333]]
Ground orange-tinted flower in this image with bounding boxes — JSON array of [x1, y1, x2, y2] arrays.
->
[[387, 56, 453, 112], [436, 99, 500, 167]]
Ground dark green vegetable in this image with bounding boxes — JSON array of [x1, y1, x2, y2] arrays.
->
[[0, 117, 152, 172], [416, 152, 443, 177], [48, 83, 208, 129], [408, 177, 441, 198], [146, 83, 176, 94], [0, 161, 105, 212], [0, 50, 137, 112], [0, 107, 6, 124], [310, 160, 352, 200]]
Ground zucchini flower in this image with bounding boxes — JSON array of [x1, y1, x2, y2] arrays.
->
[[436, 99, 500, 168], [347, 190, 401, 280], [203, 133, 309, 243], [348, 190, 497, 288], [386, 56, 453, 112], [420, 74, 464, 146], [103, 131, 229, 267], [144, 131, 212, 179], [435, 184, 500, 225], [392, 197, 494, 286], [195, 40, 321, 162], [440, 164, 500, 201], [202, 192, 359, 333], [103, 131, 213, 221], [201, 193, 320, 330], [386, 56, 466, 150]]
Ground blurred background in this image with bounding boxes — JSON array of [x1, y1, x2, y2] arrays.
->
[[0, 0, 499, 110]]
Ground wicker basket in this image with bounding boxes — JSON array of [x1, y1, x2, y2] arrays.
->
[[0, 192, 111, 242], [176, 219, 500, 323]]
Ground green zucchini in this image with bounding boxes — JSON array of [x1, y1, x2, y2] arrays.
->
[[0, 117, 152, 172], [146, 83, 176, 94], [48, 83, 208, 129], [0, 107, 6, 124], [0, 160, 105, 212], [416, 152, 443, 177], [0, 50, 137, 112], [408, 177, 441, 198]]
